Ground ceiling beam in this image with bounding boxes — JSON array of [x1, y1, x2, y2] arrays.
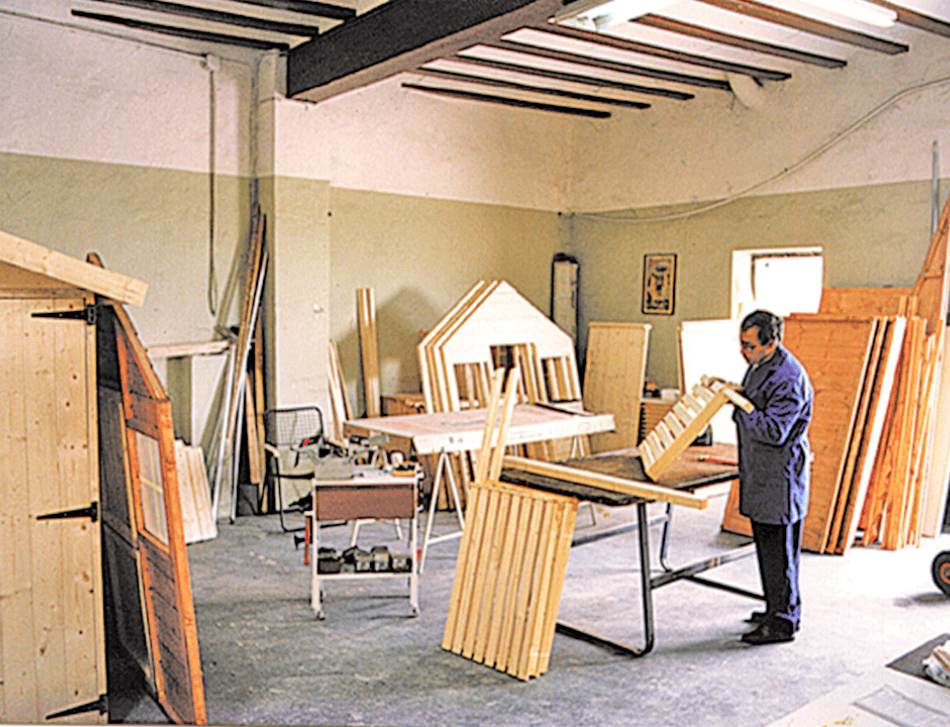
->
[[226, 0, 355, 21], [88, 0, 322, 36], [451, 54, 694, 100], [636, 15, 847, 69], [416, 67, 651, 108], [869, 0, 950, 39], [490, 39, 731, 91], [402, 82, 612, 118], [529, 24, 790, 82], [287, 0, 564, 101], [71, 9, 291, 49], [694, 0, 908, 54]]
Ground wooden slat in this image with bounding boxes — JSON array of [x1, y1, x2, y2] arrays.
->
[[503, 456, 708, 509], [357, 288, 381, 419], [0, 229, 147, 305]]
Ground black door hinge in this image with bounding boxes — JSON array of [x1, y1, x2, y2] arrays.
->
[[46, 693, 108, 720], [31, 303, 97, 326], [37, 502, 98, 523]]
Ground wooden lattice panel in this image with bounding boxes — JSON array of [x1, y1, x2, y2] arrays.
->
[[638, 377, 752, 481]]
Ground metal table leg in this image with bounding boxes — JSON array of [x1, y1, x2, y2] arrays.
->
[[556, 501, 764, 658], [419, 451, 466, 572]]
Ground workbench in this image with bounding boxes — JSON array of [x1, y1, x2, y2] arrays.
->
[[499, 443, 762, 658], [343, 404, 615, 570]]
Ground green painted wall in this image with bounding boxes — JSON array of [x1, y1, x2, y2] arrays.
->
[[327, 187, 571, 413], [0, 151, 251, 448], [568, 179, 942, 389]]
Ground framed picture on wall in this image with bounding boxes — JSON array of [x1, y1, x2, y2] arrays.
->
[[642, 253, 677, 315]]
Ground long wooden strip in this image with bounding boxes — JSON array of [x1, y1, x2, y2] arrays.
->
[[483, 492, 523, 667], [835, 318, 904, 553], [462, 488, 502, 659], [522, 502, 559, 679], [824, 318, 883, 552], [505, 497, 544, 677], [513, 500, 553, 680], [493, 493, 534, 673], [442, 484, 485, 651], [356, 288, 381, 419], [538, 498, 577, 674], [502, 456, 707, 509]]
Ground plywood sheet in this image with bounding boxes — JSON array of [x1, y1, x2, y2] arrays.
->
[[583, 322, 650, 453], [782, 316, 877, 554]]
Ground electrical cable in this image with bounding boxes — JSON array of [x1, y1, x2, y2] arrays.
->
[[576, 73, 950, 224]]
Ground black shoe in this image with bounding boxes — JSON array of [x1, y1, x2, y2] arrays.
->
[[741, 619, 795, 645], [746, 610, 801, 631]]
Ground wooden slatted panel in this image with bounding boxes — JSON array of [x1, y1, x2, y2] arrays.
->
[[443, 480, 577, 681], [782, 316, 877, 554], [582, 323, 650, 454]]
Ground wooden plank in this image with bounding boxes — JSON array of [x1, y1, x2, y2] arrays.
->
[[502, 456, 708, 509], [186, 445, 217, 542], [819, 287, 912, 315], [824, 318, 882, 553], [538, 498, 577, 673], [493, 492, 533, 674], [357, 288, 381, 419], [175, 440, 202, 544], [783, 315, 878, 553], [505, 494, 544, 679], [921, 329, 950, 537], [582, 322, 651, 453], [835, 318, 905, 554], [146, 340, 229, 359], [483, 491, 524, 668], [519, 501, 555, 680], [0, 229, 147, 306]]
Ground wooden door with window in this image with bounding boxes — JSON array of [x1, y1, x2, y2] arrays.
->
[[96, 296, 206, 725]]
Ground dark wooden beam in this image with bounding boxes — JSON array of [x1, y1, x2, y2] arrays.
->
[[287, 0, 564, 101], [416, 67, 650, 108], [226, 0, 355, 21], [451, 54, 694, 100], [636, 15, 847, 69], [530, 24, 791, 82], [695, 0, 908, 54], [402, 82, 612, 118], [870, 0, 950, 39], [71, 9, 291, 49], [88, 0, 321, 36], [490, 39, 731, 91]]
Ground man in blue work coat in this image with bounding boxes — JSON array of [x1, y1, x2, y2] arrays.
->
[[733, 309, 813, 645]]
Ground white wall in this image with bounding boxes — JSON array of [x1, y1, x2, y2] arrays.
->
[[568, 28, 950, 212]]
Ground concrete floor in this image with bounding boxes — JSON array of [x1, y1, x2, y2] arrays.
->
[[115, 491, 950, 726]]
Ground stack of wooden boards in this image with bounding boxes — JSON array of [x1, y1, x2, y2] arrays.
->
[[722, 198, 950, 553], [638, 377, 752, 481], [174, 440, 217, 544]]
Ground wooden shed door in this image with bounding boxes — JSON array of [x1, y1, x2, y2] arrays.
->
[[97, 303, 206, 725], [0, 296, 106, 723]]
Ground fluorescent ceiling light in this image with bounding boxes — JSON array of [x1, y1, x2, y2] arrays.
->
[[554, 0, 675, 31], [796, 0, 897, 28]]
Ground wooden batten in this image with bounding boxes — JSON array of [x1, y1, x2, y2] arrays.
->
[[0, 229, 147, 306]]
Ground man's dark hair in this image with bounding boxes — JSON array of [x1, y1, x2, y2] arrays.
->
[[741, 309, 783, 345]]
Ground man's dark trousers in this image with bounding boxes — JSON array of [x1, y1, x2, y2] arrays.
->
[[751, 519, 803, 629]]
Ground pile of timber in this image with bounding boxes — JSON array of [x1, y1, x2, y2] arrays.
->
[[174, 440, 218, 543], [724, 198, 950, 552]]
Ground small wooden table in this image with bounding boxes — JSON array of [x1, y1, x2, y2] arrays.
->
[[310, 466, 420, 619]]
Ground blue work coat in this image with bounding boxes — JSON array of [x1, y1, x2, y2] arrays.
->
[[732, 344, 813, 525]]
